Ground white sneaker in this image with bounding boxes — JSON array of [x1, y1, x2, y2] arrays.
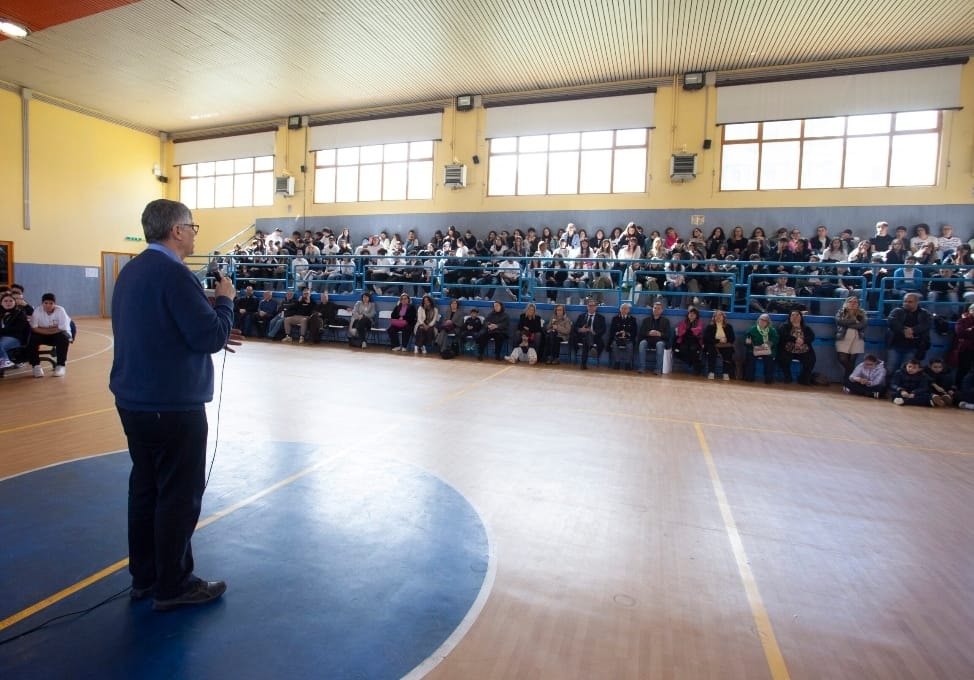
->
[[893, 397, 904, 405], [505, 355, 516, 363], [282, 336, 292, 343], [298, 336, 305, 344], [722, 373, 730, 381], [959, 401, 974, 410], [33, 365, 44, 378], [421, 347, 427, 355], [707, 372, 715, 380], [0, 359, 14, 369], [414, 347, 419, 355], [53, 365, 66, 377], [361, 342, 367, 349], [392, 346, 402, 352]]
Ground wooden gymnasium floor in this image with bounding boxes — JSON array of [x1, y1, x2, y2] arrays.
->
[[1, 317, 972, 680]]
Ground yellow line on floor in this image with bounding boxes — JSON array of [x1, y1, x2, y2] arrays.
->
[[695, 422, 791, 680], [0, 453, 346, 633], [423, 364, 513, 411], [0, 407, 116, 436], [0, 558, 129, 632]]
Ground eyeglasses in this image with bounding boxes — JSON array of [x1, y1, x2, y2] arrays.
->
[[177, 223, 200, 234]]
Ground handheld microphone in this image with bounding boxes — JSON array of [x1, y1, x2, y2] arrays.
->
[[213, 270, 223, 282]]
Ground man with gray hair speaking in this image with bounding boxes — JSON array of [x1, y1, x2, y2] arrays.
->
[[110, 199, 242, 612]]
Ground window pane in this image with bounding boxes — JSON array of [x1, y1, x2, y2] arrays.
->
[[359, 164, 382, 201], [720, 143, 759, 190], [488, 155, 517, 195], [317, 149, 336, 166], [579, 149, 612, 193], [180, 178, 197, 208], [890, 133, 938, 186], [763, 120, 801, 140], [254, 172, 274, 206], [336, 166, 358, 201], [895, 110, 938, 131], [616, 128, 647, 146], [613, 147, 646, 192], [759, 141, 800, 189], [548, 151, 579, 194], [491, 137, 517, 153], [847, 113, 891, 136], [233, 173, 253, 207], [519, 135, 548, 153], [724, 123, 758, 141], [197, 162, 215, 177], [234, 157, 254, 174], [360, 144, 383, 164], [214, 175, 234, 207], [196, 177, 215, 208], [181, 163, 197, 178], [336, 147, 359, 165], [804, 117, 846, 138], [384, 143, 408, 162], [255, 155, 274, 171], [550, 132, 580, 151], [315, 167, 336, 203], [516, 153, 548, 195], [407, 160, 433, 199], [800, 138, 843, 188], [581, 130, 613, 149], [844, 136, 889, 186], [383, 162, 407, 200], [215, 160, 234, 175], [410, 140, 433, 159]]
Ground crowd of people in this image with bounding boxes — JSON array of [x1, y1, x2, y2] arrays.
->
[[211, 220, 973, 318], [232, 276, 974, 410], [0, 284, 73, 377]]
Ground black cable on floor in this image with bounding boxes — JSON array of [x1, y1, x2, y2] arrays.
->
[[0, 586, 131, 647]]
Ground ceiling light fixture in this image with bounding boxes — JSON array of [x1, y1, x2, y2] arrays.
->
[[0, 19, 30, 38]]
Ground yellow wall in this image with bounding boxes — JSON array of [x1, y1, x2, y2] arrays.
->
[[0, 95, 162, 265], [207, 61, 970, 233]]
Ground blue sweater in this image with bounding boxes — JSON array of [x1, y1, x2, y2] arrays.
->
[[110, 247, 233, 410]]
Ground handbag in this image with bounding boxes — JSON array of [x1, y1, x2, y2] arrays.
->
[[661, 348, 674, 374], [752, 344, 771, 357], [390, 318, 407, 329]]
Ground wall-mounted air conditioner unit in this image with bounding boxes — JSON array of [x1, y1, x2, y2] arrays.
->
[[275, 176, 295, 196], [670, 154, 697, 182], [443, 164, 467, 188]]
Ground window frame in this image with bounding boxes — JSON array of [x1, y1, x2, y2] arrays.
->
[[313, 140, 434, 204], [178, 155, 275, 209], [487, 128, 649, 197], [719, 111, 942, 191]]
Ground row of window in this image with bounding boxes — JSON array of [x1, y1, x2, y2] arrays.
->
[[179, 111, 942, 209]]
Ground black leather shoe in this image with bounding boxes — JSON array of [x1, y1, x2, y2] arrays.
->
[[153, 579, 227, 612]]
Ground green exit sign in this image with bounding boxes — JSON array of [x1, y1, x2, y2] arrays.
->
[[125, 235, 144, 241]]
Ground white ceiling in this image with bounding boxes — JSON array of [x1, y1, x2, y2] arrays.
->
[[0, 0, 972, 135]]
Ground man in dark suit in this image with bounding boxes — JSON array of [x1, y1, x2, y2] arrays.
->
[[573, 298, 606, 370]]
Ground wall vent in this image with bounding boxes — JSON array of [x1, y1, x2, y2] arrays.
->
[[670, 154, 697, 181], [275, 175, 295, 196], [443, 164, 467, 188]]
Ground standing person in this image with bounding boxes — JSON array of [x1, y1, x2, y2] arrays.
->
[[834, 296, 868, 379], [110, 199, 242, 612]]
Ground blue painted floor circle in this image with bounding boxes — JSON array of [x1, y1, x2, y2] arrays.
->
[[0, 442, 491, 679]]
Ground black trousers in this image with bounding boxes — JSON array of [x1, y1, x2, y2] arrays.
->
[[28, 332, 70, 366], [118, 407, 207, 599]]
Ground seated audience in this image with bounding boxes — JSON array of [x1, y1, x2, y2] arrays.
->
[[703, 309, 736, 380], [28, 292, 72, 377], [0, 291, 31, 369], [388, 293, 417, 352], [572, 298, 606, 370], [543, 304, 572, 364], [743, 314, 778, 384], [413, 294, 440, 354], [281, 287, 315, 343], [254, 290, 279, 338], [608, 302, 637, 370], [505, 331, 538, 365], [436, 298, 464, 353], [461, 308, 483, 353], [777, 310, 816, 385], [843, 354, 886, 399], [637, 300, 671, 375], [886, 293, 931, 374], [834, 296, 868, 379], [673, 306, 704, 375], [925, 357, 957, 407], [890, 358, 938, 407], [349, 291, 377, 348], [478, 301, 510, 361]]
